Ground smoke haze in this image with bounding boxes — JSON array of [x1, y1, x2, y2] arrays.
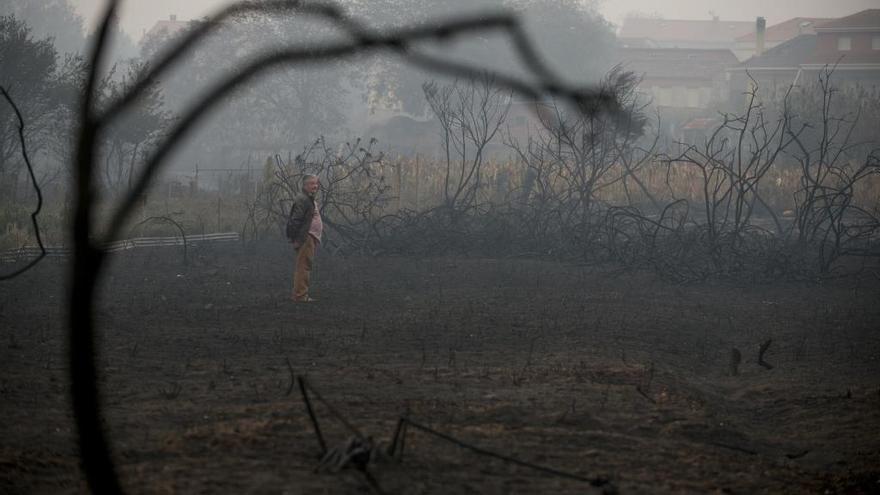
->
[[69, 0, 880, 42]]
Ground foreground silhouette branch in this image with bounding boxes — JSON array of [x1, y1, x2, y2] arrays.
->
[[101, 7, 618, 246], [0, 86, 46, 280], [69, 1, 124, 492], [69, 0, 621, 492]]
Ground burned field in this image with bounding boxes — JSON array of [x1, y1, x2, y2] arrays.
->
[[1, 242, 879, 494]]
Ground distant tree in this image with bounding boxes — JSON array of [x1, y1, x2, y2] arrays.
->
[[511, 0, 616, 84], [0, 13, 138, 201], [97, 61, 172, 193], [85, 17, 138, 65], [139, 11, 351, 169], [349, 0, 499, 117], [423, 74, 511, 215], [506, 67, 649, 239], [0, 0, 85, 54], [780, 77, 880, 153], [352, 0, 616, 117], [0, 15, 65, 198], [223, 12, 350, 144]]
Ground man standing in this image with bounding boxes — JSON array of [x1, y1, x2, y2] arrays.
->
[[286, 174, 322, 302]]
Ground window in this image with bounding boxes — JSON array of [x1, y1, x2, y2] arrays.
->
[[673, 87, 687, 107], [700, 88, 713, 107], [657, 87, 672, 106], [687, 88, 700, 108], [873, 36, 880, 50], [838, 36, 852, 51]]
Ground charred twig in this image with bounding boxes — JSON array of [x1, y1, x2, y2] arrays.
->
[[525, 335, 539, 368], [635, 385, 656, 404], [729, 348, 742, 376], [316, 436, 387, 494], [297, 376, 327, 454], [297, 377, 387, 494], [387, 417, 408, 459], [758, 338, 774, 370], [317, 436, 375, 473], [394, 417, 611, 487], [159, 382, 182, 400], [635, 362, 656, 404], [786, 449, 810, 459], [297, 378, 610, 490], [299, 376, 364, 439], [285, 357, 295, 396], [129, 216, 188, 264], [708, 441, 757, 456]]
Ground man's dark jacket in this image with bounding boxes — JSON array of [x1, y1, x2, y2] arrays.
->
[[286, 192, 316, 244]]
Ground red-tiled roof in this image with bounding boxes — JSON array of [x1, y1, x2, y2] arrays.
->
[[737, 33, 880, 69], [682, 117, 717, 130], [739, 35, 815, 68], [815, 9, 880, 30], [617, 37, 656, 49], [736, 17, 831, 42], [615, 48, 738, 81], [619, 18, 753, 44]]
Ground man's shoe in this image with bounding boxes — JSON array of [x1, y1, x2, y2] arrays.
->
[[294, 296, 316, 302]]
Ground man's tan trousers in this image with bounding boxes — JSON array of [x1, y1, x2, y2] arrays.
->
[[292, 235, 316, 300]]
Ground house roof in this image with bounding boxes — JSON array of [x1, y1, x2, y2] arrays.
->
[[738, 34, 817, 69], [618, 18, 753, 44], [814, 9, 880, 30], [735, 32, 880, 69], [681, 117, 717, 130], [617, 37, 656, 49], [735, 17, 831, 42], [615, 47, 739, 82]]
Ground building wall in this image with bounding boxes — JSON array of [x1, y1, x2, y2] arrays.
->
[[732, 41, 785, 62], [817, 31, 880, 57], [726, 69, 799, 108], [646, 85, 713, 108]]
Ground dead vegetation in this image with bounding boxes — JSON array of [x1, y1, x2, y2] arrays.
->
[[2, 247, 879, 493], [222, 70, 880, 282]]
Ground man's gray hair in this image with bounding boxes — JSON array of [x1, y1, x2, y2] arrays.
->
[[301, 174, 318, 188]]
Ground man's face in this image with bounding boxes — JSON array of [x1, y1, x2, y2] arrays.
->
[[303, 177, 319, 195]]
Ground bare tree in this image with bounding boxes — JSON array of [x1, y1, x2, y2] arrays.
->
[[611, 71, 880, 280], [504, 67, 647, 255], [0, 15, 62, 199], [98, 61, 171, 195], [251, 137, 392, 252], [666, 76, 801, 246], [785, 68, 880, 273], [423, 74, 511, 217]]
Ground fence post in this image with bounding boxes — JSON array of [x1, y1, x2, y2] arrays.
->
[[193, 164, 199, 198], [395, 159, 402, 213], [414, 154, 421, 210]]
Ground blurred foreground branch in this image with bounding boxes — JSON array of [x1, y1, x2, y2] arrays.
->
[[68, 0, 623, 492], [0, 85, 46, 281]]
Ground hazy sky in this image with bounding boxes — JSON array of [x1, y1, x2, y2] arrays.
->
[[71, 0, 879, 41]]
